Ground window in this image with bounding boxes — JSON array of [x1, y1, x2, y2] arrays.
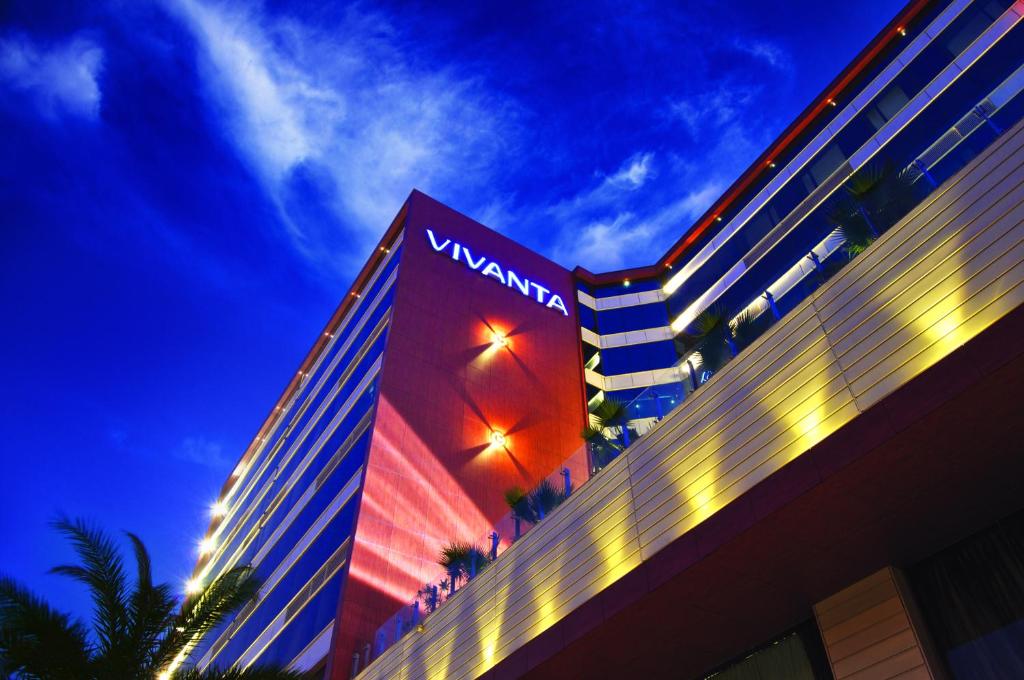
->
[[702, 622, 833, 680], [866, 85, 911, 130], [909, 510, 1024, 679]]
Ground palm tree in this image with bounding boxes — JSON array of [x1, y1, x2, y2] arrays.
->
[[0, 517, 306, 680], [590, 398, 632, 446], [729, 310, 762, 351], [582, 398, 631, 471], [437, 542, 490, 596], [679, 305, 733, 373], [504, 486, 538, 537], [830, 161, 918, 257], [526, 479, 569, 521]]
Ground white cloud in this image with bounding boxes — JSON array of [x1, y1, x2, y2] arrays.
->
[[669, 83, 761, 139], [165, 0, 787, 279], [176, 436, 231, 469], [607, 152, 655, 189], [0, 33, 103, 121], [558, 181, 723, 271], [545, 151, 658, 225], [732, 38, 790, 70], [168, 0, 519, 276], [546, 88, 773, 273]]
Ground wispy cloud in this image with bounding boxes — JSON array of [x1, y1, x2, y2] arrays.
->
[[555, 180, 723, 271], [546, 151, 658, 221], [731, 37, 791, 70], [546, 91, 772, 272], [176, 435, 231, 469], [168, 0, 520, 278], [668, 82, 762, 140], [607, 152, 655, 190], [0, 33, 103, 121]]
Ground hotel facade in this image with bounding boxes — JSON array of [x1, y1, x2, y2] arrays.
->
[[188, 1, 1024, 678]]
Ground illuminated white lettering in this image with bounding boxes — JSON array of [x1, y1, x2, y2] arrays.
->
[[481, 261, 505, 284], [506, 270, 530, 296], [426, 229, 451, 253], [425, 228, 568, 318], [529, 281, 549, 304], [461, 247, 486, 270], [546, 295, 569, 316]]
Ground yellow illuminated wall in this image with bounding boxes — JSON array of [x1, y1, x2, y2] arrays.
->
[[359, 119, 1024, 680]]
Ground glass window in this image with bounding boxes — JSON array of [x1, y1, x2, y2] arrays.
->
[[596, 303, 669, 334], [600, 341, 678, 375], [806, 143, 847, 188], [945, 8, 998, 56], [909, 510, 1024, 679], [866, 85, 910, 130], [578, 304, 598, 332], [702, 622, 833, 680]]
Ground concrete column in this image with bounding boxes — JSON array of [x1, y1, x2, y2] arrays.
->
[[813, 567, 946, 680]]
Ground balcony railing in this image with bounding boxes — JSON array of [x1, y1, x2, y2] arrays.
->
[[357, 71, 1024, 679]]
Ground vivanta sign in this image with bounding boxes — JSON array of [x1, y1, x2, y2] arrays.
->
[[425, 228, 569, 316]]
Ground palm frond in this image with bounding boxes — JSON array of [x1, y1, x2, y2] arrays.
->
[[730, 310, 761, 350], [691, 305, 729, 337], [580, 424, 605, 442], [504, 487, 537, 525], [844, 162, 887, 201], [695, 334, 729, 373], [838, 217, 876, 257], [49, 517, 130, 655], [0, 576, 94, 679], [155, 566, 260, 669], [125, 532, 178, 671], [438, 542, 471, 572], [589, 398, 626, 429], [437, 542, 489, 579], [528, 479, 568, 519], [679, 305, 733, 373]]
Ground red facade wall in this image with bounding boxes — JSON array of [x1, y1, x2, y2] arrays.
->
[[328, 191, 587, 677]]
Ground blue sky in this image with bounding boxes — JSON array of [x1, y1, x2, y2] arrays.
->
[[0, 0, 904, 618]]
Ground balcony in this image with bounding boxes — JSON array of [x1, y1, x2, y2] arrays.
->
[[356, 114, 1024, 680]]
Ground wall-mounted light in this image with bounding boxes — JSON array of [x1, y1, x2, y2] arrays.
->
[[490, 431, 506, 448], [623, 279, 631, 288], [198, 537, 215, 556], [185, 578, 203, 595], [209, 501, 228, 518], [490, 331, 509, 349]]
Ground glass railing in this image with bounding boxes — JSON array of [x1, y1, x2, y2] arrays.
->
[[357, 67, 1024, 676], [364, 444, 592, 670], [619, 62, 1024, 441]]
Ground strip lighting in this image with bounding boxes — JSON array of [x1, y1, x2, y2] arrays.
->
[[669, 5, 1020, 334], [661, 0, 974, 297]]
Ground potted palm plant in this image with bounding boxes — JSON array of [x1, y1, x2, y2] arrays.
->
[[437, 542, 490, 595]]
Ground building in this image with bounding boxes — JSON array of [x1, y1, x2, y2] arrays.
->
[[188, 0, 1024, 678]]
